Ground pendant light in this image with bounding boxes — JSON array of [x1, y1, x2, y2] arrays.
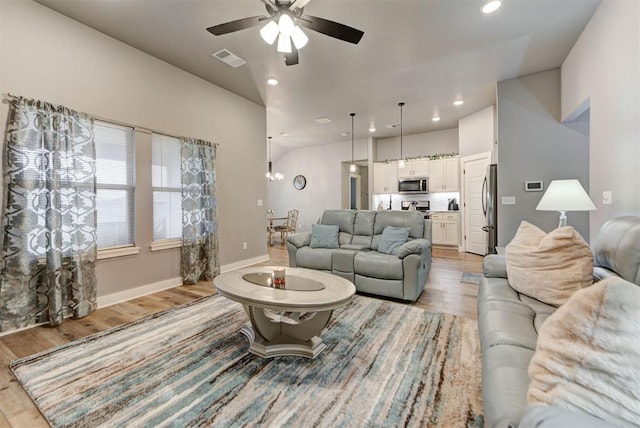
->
[[398, 102, 406, 169], [349, 113, 357, 173], [266, 136, 283, 181]]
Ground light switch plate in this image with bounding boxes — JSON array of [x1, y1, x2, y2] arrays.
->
[[602, 191, 612, 205], [257, 199, 263, 206], [502, 196, 516, 205]]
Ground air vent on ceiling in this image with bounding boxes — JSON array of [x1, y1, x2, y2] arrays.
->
[[385, 123, 401, 129], [212, 49, 246, 68]]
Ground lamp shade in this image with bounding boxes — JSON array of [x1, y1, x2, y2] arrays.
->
[[536, 179, 596, 212], [260, 21, 279, 45]]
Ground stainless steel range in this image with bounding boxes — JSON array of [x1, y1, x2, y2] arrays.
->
[[401, 200, 431, 218]]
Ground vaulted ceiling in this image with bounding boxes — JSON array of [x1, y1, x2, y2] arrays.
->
[[36, 0, 600, 158]]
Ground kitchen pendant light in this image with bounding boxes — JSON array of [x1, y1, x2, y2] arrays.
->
[[266, 136, 283, 181], [349, 113, 357, 173], [398, 102, 406, 169]]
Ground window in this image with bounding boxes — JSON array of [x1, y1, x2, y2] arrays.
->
[[95, 121, 135, 249], [152, 133, 182, 241]]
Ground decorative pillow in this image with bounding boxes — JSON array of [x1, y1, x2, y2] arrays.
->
[[527, 277, 640, 427], [505, 221, 593, 306], [378, 226, 410, 255], [309, 224, 339, 249]]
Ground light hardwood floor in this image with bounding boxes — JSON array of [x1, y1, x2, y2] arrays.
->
[[0, 245, 482, 427]]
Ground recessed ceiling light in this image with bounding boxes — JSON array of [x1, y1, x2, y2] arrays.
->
[[267, 77, 279, 86], [369, 127, 376, 132], [432, 115, 441, 122], [279, 132, 289, 136], [481, 0, 502, 14], [453, 99, 464, 106], [315, 117, 332, 124]]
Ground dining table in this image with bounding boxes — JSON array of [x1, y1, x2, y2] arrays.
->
[[267, 216, 288, 246]]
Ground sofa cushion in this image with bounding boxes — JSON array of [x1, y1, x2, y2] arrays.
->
[[527, 276, 640, 427], [320, 210, 356, 245], [372, 211, 425, 250], [310, 224, 339, 249], [295, 247, 333, 271], [397, 239, 429, 259], [354, 251, 403, 280], [592, 216, 640, 285], [378, 226, 410, 255], [351, 211, 376, 247], [505, 221, 593, 306]]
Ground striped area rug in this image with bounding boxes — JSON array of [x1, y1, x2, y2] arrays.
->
[[11, 294, 483, 427]]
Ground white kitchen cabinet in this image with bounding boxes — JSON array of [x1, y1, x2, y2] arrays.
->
[[430, 212, 459, 246], [397, 159, 429, 178], [428, 157, 459, 192], [373, 162, 398, 193]]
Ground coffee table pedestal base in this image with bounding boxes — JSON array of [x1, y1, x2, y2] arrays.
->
[[239, 306, 333, 359]]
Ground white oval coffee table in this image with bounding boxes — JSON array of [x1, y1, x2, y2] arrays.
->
[[214, 266, 355, 359]]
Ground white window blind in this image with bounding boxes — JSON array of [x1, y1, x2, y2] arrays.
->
[[94, 121, 135, 249], [152, 133, 182, 241]]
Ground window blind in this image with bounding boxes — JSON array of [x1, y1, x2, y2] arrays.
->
[[152, 133, 182, 241], [94, 120, 135, 248]]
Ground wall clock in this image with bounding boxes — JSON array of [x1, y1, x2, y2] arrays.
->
[[293, 175, 307, 190]]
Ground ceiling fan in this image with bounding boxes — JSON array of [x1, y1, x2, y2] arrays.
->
[[206, 0, 364, 66]]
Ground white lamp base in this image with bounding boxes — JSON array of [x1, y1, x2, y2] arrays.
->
[[558, 210, 568, 228]]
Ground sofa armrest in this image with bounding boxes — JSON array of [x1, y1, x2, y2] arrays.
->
[[483, 254, 507, 278], [397, 239, 431, 259], [592, 266, 621, 283], [287, 232, 311, 248]]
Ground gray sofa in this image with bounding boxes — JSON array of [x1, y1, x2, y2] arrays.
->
[[478, 216, 640, 428], [287, 209, 432, 302]]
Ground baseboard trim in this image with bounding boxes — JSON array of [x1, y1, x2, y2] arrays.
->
[[220, 254, 269, 273], [97, 277, 183, 308]]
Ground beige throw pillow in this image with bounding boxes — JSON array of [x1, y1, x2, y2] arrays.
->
[[527, 277, 640, 427], [506, 221, 593, 306]]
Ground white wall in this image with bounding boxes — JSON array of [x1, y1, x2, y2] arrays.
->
[[561, 0, 640, 239], [0, 1, 266, 295], [376, 128, 459, 161], [267, 138, 368, 233], [459, 106, 495, 158]]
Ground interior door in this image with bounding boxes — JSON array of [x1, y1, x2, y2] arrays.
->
[[463, 153, 491, 255]]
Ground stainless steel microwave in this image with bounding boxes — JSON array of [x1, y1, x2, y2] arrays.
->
[[398, 177, 429, 194]]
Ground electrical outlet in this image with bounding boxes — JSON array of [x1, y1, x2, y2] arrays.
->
[[257, 199, 263, 207], [242, 242, 247, 250], [602, 191, 612, 205]]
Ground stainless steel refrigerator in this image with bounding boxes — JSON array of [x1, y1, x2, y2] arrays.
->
[[482, 164, 498, 254]]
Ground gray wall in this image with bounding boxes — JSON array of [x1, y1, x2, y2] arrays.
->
[[0, 1, 267, 296], [561, 0, 640, 239], [376, 128, 459, 161], [497, 68, 590, 245]]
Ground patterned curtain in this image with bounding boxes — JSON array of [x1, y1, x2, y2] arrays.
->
[[180, 138, 219, 285], [0, 97, 98, 332]]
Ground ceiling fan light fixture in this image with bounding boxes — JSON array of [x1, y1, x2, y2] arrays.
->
[[260, 20, 279, 45], [277, 33, 292, 53], [291, 25, 309, 49], [278, 13, 295, 36], [481, 0, 502, 14]]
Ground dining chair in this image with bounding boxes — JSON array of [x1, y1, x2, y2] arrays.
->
[[274, 209, 299, 245]]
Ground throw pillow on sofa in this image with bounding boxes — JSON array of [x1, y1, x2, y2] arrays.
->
[[378, 226, 410, 255], [505, 221, 593, 306], [527, 276, 640, 427], [309, 224, 339, 249]]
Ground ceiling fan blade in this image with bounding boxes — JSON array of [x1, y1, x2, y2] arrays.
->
[[206, 16, 264, 36], [298, 15, 364, 44], [284, 45, 299, 66]]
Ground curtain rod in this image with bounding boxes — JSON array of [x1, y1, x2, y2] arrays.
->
[[2, 92, 219, 146]]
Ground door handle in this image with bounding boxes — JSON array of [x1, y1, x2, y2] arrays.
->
[[482, 225, 489, 232], [481, 177, 487, 216]]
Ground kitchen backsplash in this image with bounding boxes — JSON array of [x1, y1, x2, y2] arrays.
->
[[372, 192, 460, 211]]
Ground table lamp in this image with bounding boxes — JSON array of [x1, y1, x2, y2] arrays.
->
[[536, 179, 596, 228]]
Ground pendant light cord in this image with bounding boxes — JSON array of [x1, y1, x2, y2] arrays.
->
[[350, 112, 355, 163], [399, 102, 405, 159]]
